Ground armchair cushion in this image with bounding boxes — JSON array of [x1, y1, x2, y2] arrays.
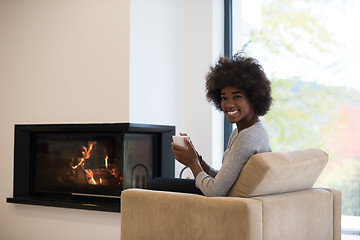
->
[[227, 148, 328, 197]]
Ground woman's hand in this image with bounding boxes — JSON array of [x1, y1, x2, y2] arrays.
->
[[171, 138, 197, 166], [178, 133, 202, 162], [171, 134, 203, 177]]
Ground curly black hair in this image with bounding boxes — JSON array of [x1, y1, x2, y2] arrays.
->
[[205, 52, 273, 116]]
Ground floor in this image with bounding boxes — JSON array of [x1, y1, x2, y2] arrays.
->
[[342, 216, 360, 240], [342, 234, 360, 240]]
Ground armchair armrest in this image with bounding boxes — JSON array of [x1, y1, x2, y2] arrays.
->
[[121, 189, 262, 240], [321, 188, 342, 240]]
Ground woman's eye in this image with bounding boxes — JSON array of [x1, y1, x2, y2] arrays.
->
[[234, 95, 242, 99], [221, 97, 227, 101]]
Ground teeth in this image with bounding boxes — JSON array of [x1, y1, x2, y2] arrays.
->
[[228, 111, 238, 115]]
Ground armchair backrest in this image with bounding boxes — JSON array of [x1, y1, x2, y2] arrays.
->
[[227, 148, 328, 197]]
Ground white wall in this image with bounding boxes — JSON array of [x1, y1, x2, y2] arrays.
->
[[130, 0, 184, 128], [0, 0, 224, 239], [130, 0, 224, 176]]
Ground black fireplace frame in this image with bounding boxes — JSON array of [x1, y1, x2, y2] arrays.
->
[[7, 123, 175, 212]]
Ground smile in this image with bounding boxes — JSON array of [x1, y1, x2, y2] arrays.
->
[[227, 110, 239, 116]]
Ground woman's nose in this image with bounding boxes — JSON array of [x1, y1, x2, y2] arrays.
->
[[226, 99, 235, 108]]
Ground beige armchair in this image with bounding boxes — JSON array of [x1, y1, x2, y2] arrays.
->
[[121, 149, 341, 240]]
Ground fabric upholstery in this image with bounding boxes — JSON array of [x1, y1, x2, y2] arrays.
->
[[120, 149, 341, 240], [121, 188, 341, 240], [253, 189, 333, 240], [121, 189, 263, 240], [322, 188, 342, 240], [227, 148, 328, 197]]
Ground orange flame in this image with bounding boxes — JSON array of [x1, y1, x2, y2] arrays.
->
[[104, 155, 109, 169], [84, 169, 97, 185], [71, 157, 85, 170], [82, 141, 97, 159], [69, 141, 121, 186]]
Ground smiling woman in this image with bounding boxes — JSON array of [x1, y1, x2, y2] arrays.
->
[[149, 52, 273, 197]]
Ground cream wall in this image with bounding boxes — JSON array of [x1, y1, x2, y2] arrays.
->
[[0, 0, 131, 124], [0, 0, 223, 239], [0, 1, 130, 239]]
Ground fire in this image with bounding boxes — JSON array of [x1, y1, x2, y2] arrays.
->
[[84, 169, 97, 185], [82, 141, 96, 159], [69, 141, 122, 186], [104, 155, 109, 169], [70, 158, 85, 170]]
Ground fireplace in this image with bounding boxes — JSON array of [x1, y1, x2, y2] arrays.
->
[[7, 123, 175, 212]]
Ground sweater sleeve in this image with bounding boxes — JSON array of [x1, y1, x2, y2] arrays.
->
[[195, 122, 271, 197]]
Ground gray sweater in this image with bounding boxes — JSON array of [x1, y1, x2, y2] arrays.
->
[[195, 121, 272, 197]]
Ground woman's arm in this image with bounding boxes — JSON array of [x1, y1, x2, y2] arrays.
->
[[198, 155, 211, 174], [195, 122, 271, 197]]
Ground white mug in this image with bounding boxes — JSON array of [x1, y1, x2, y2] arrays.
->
[[172, 136, 190, 148]]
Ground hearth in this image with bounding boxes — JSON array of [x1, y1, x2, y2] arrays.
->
[[7, 123, 175, 212]]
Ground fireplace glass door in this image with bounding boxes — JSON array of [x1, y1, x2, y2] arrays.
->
[[123, 133, 154, 190], [34, 133, 123, 196]]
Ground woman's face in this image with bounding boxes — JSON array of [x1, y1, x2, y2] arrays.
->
[[220, 86, 256, 130]]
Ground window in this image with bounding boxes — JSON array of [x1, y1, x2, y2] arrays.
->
[[228, 0, 360, 237]]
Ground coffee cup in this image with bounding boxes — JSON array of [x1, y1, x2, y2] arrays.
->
[[172, 136, 190, 148]]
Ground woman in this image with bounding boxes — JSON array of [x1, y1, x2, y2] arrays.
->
[[150, 52, 273, 196]]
